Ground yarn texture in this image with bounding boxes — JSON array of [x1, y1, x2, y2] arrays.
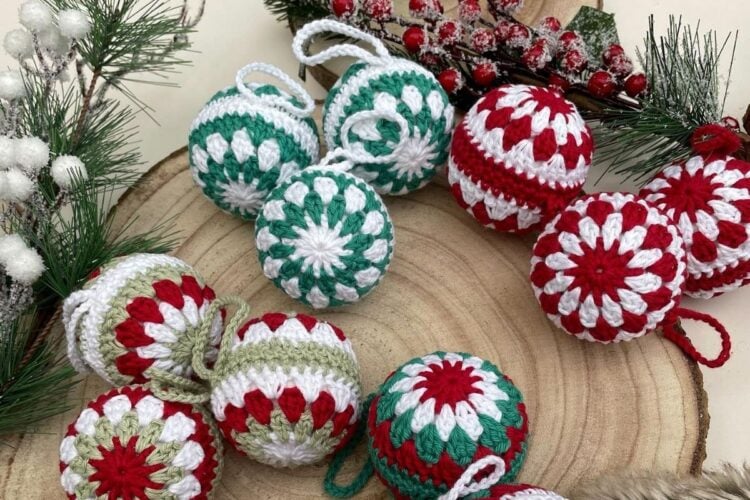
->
[[255, 166, 394, 309], [325, 351, 528, 499], [63, 253, 223, 386], [294, 19, 454, 195], [530, 192, 686, 343], [449, 84, 593, 233], [59, 385, 223, 499], [639, 154, 750, 299], [188, 63, 319, 220], [477, 484, 566, 499], [209, 311, 362, 467]]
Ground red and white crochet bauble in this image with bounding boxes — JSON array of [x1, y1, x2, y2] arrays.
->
[[59, 385, 223, 500], [448, 84, 593, 233], [640, 153, 750, 299], [530, 192, 732, 367], [209, 312, 362, 467]]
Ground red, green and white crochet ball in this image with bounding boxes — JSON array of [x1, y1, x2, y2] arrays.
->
[[639, 154, 750, 299], [449, 84, 593, 233], [367, 352, 528, 499], [323, 60, 454, 195], [209, 312, 362, 467], [63, 253, 223, 386], [189, 84, 319, 220], [530, 192, 687, 343], [59, 385, 223, 500], [255, 167, 394, 309], [477, 484, 566, 499]]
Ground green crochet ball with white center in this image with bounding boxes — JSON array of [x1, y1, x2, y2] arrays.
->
[[188, 63, 320, 221], [293, 20, 454, 196], [255, 162, 394, 309]]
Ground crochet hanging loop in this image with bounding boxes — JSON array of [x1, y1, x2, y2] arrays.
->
[[662, 307, 732, 368], [292, 19, 393, 77], [235, 62, 315, 118], [437, 455, 507, 500]]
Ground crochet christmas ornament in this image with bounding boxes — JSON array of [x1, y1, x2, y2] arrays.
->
[[207, 309, 362, 467], [188, 63, 320, 221], [255, 163, 394, 309], [476, 484, 565, 499], [63, 253, 223, 386], [59, 385, 223, 500], [639, 124, 750, 299], [325, 351, 528, 499], [448, 84, 593, 233], [293, 20, 454, 196], [530, 192, 732, 368]]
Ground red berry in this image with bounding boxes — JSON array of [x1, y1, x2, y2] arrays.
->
[[588, 70, 617, 98], [409, 0, 443, 20], [624, 72, 648, 97], [602, 44, 626, 66], [539, 16, 562, 33], [437, 20, 463, 47], [548, 73, 571, 92], [522, 39, 551, 70], [330, 0, 357, 17], [722, 116, 741, 131], [362, 0, 392, 20], [558, 31, 581, 51], [506, 24, 531, 48], [607, 53, 633, 77], [437, 67, 464, 94], [459, 0, 481, 22], [472, 60, 497, 87], [470, 28, 497, 54], [560, 49, 587, 73], [490, 0, 523, 14], [403, 26, 426, 53], [419, 48, 441, 67], [494, 19, 514, 42]]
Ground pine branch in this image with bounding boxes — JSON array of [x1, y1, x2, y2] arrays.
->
[[595, 16, 737, 182], [263, 0, 330, 24]]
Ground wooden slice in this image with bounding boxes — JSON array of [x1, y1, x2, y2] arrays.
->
[[0, 140, 706, 498]]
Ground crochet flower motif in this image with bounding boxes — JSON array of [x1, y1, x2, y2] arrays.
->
[[367, 352, 528, 498], [59, 386, 222, 500], [640, 154, 750, 298], [531, 192, 686, 343], [255, 169, 394, 309]]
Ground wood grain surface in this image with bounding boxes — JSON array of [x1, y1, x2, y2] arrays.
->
[[0, 141, 706, 498]]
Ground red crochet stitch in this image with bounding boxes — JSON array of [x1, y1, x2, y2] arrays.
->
[[448, 84, 593, 233], [640, 153, 750, 298]]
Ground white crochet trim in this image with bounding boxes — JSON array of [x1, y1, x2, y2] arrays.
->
[[235, 62, 315, 118], [210, 366, 361, 421], [438, 455, 506, 500], [500, 489, 566, 500], [462, 85, 589, 189], [448, 156, 542, 230], [62, 254, 194, 383], [189, 91, 319, 160], [292, 19, 393, 69]]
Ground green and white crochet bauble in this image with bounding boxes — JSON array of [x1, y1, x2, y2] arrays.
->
[[255, 163, 394, 309], [293, 20, 454, 196], [188, 63, 320, 220], [62, 253, 223, 387]]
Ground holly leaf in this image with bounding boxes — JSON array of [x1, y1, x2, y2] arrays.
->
[[566, 6, 620, 60]]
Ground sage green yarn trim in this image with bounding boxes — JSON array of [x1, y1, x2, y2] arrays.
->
[[255, 169, 394, 308], [98, 264, 200, 386], [234, 408, 342, 463], [323, 62, 452, 194], [211, 338, 360, 384]]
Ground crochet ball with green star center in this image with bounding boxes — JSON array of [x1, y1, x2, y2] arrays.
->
[[255, 167, 394, 309], [363, 352, 528, 499], [323, 60, 454, 196], [188, 84, 319, 221]]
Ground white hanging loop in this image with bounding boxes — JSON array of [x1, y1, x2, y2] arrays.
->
[[437, 455, 507, 500], [235, 62, 315, 118], [62, 290, 93, 374], [292, 19, 393, 68]]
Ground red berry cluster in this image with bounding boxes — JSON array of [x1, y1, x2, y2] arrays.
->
[[329, 0, 649, 102]]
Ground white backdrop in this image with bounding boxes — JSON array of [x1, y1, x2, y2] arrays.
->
[[1, 0, 748, 470]]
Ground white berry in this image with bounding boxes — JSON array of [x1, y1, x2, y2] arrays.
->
[[0, 136, 15, 169], [0, 233, 30, 264], [14, 136, 49, 173], [58, 9, 91, 40], [18, 0, 54, 33], [0, 236, 45, 284], [0, 70, 25, 101], [51, 155, 87, 188], [4, 168, 34, 202], [38, 26, 69, 55], [3, 29, 34, 60]]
